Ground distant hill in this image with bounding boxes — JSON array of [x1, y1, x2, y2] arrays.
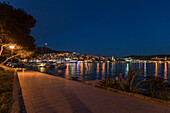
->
[[124, 55, 170, 60], [150, 55, 170, 58], [37, 47, 71, 54]]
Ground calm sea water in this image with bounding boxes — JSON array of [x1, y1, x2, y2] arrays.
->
[[30, 62, 170, 83]]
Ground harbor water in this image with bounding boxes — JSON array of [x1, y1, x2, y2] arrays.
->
[[28, 62, 170, 83]]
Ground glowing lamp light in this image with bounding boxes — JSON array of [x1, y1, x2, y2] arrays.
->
[[9, 46, 15, 49]]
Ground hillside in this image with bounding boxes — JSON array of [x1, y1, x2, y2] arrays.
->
[[37, 47, 71, 54]]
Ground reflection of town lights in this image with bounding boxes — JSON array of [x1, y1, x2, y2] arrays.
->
[[155, 62, 158, 77], [40, 67, 45, 72], [164, 63, 167, 81], [125, 63, 129, 77], [9, 46, 15, 49]]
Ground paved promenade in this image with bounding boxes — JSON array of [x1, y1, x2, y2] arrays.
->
[[18, 71, 170, 113]]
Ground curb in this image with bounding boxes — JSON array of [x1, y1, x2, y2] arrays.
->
[[95, 84, 170, 107], [10, 70, 27, 113]]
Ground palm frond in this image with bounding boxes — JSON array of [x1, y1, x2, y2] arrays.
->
[[132, 78, 153, 92], [125, 65, 134, 86], [129, 68, 143, 91], [119, 73, 125, 90], [134, 87, 143, 93]]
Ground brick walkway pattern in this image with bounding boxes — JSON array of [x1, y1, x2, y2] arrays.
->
[[18, 71, 170, 113]]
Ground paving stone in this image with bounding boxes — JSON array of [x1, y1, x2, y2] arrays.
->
[[18, 71, 170, 113]]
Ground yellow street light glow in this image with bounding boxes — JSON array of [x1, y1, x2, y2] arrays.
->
[[9, 46, 15, 49]]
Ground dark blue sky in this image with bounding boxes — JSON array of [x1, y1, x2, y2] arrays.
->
[[4, 0, 170, 57]]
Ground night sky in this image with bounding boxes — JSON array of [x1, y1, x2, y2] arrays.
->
[[3, 0, 170, 57]]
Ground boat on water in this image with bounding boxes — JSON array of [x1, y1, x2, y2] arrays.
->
[[13, 63, 26, 70], [37, 61, 48, 67], [56, 60, 63, 64], [57, 63, 67, 70], [69, 60, 77, 63]]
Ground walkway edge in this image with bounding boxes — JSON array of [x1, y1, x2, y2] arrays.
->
[[10, 70, 27, 113]]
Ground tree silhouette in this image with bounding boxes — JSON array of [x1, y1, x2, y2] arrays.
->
[[0, 2, 36, 64]]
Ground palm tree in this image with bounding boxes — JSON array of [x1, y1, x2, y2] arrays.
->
[[97, 65, 169, 101], [146, 76, 169, 101], [118, 65, 152, 93], [97, 78, 114, 88]]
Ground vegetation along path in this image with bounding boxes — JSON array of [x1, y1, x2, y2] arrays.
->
[[18, 71, 170, 113]]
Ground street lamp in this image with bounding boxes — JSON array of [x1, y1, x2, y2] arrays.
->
[[9, 45, 15, 67], [9, 46, 15, 49]]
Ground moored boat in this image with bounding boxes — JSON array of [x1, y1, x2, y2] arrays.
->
[[57, 63, 67, 70]]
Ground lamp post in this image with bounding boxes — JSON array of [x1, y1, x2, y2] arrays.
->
[[45, 43, 47, 54], [9, 45, 15, 67]]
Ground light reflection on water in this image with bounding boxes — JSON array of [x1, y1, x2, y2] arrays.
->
[[155, 62, 158, 77], [34, 62, 170, 83], [164, 63, 167, 82]]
